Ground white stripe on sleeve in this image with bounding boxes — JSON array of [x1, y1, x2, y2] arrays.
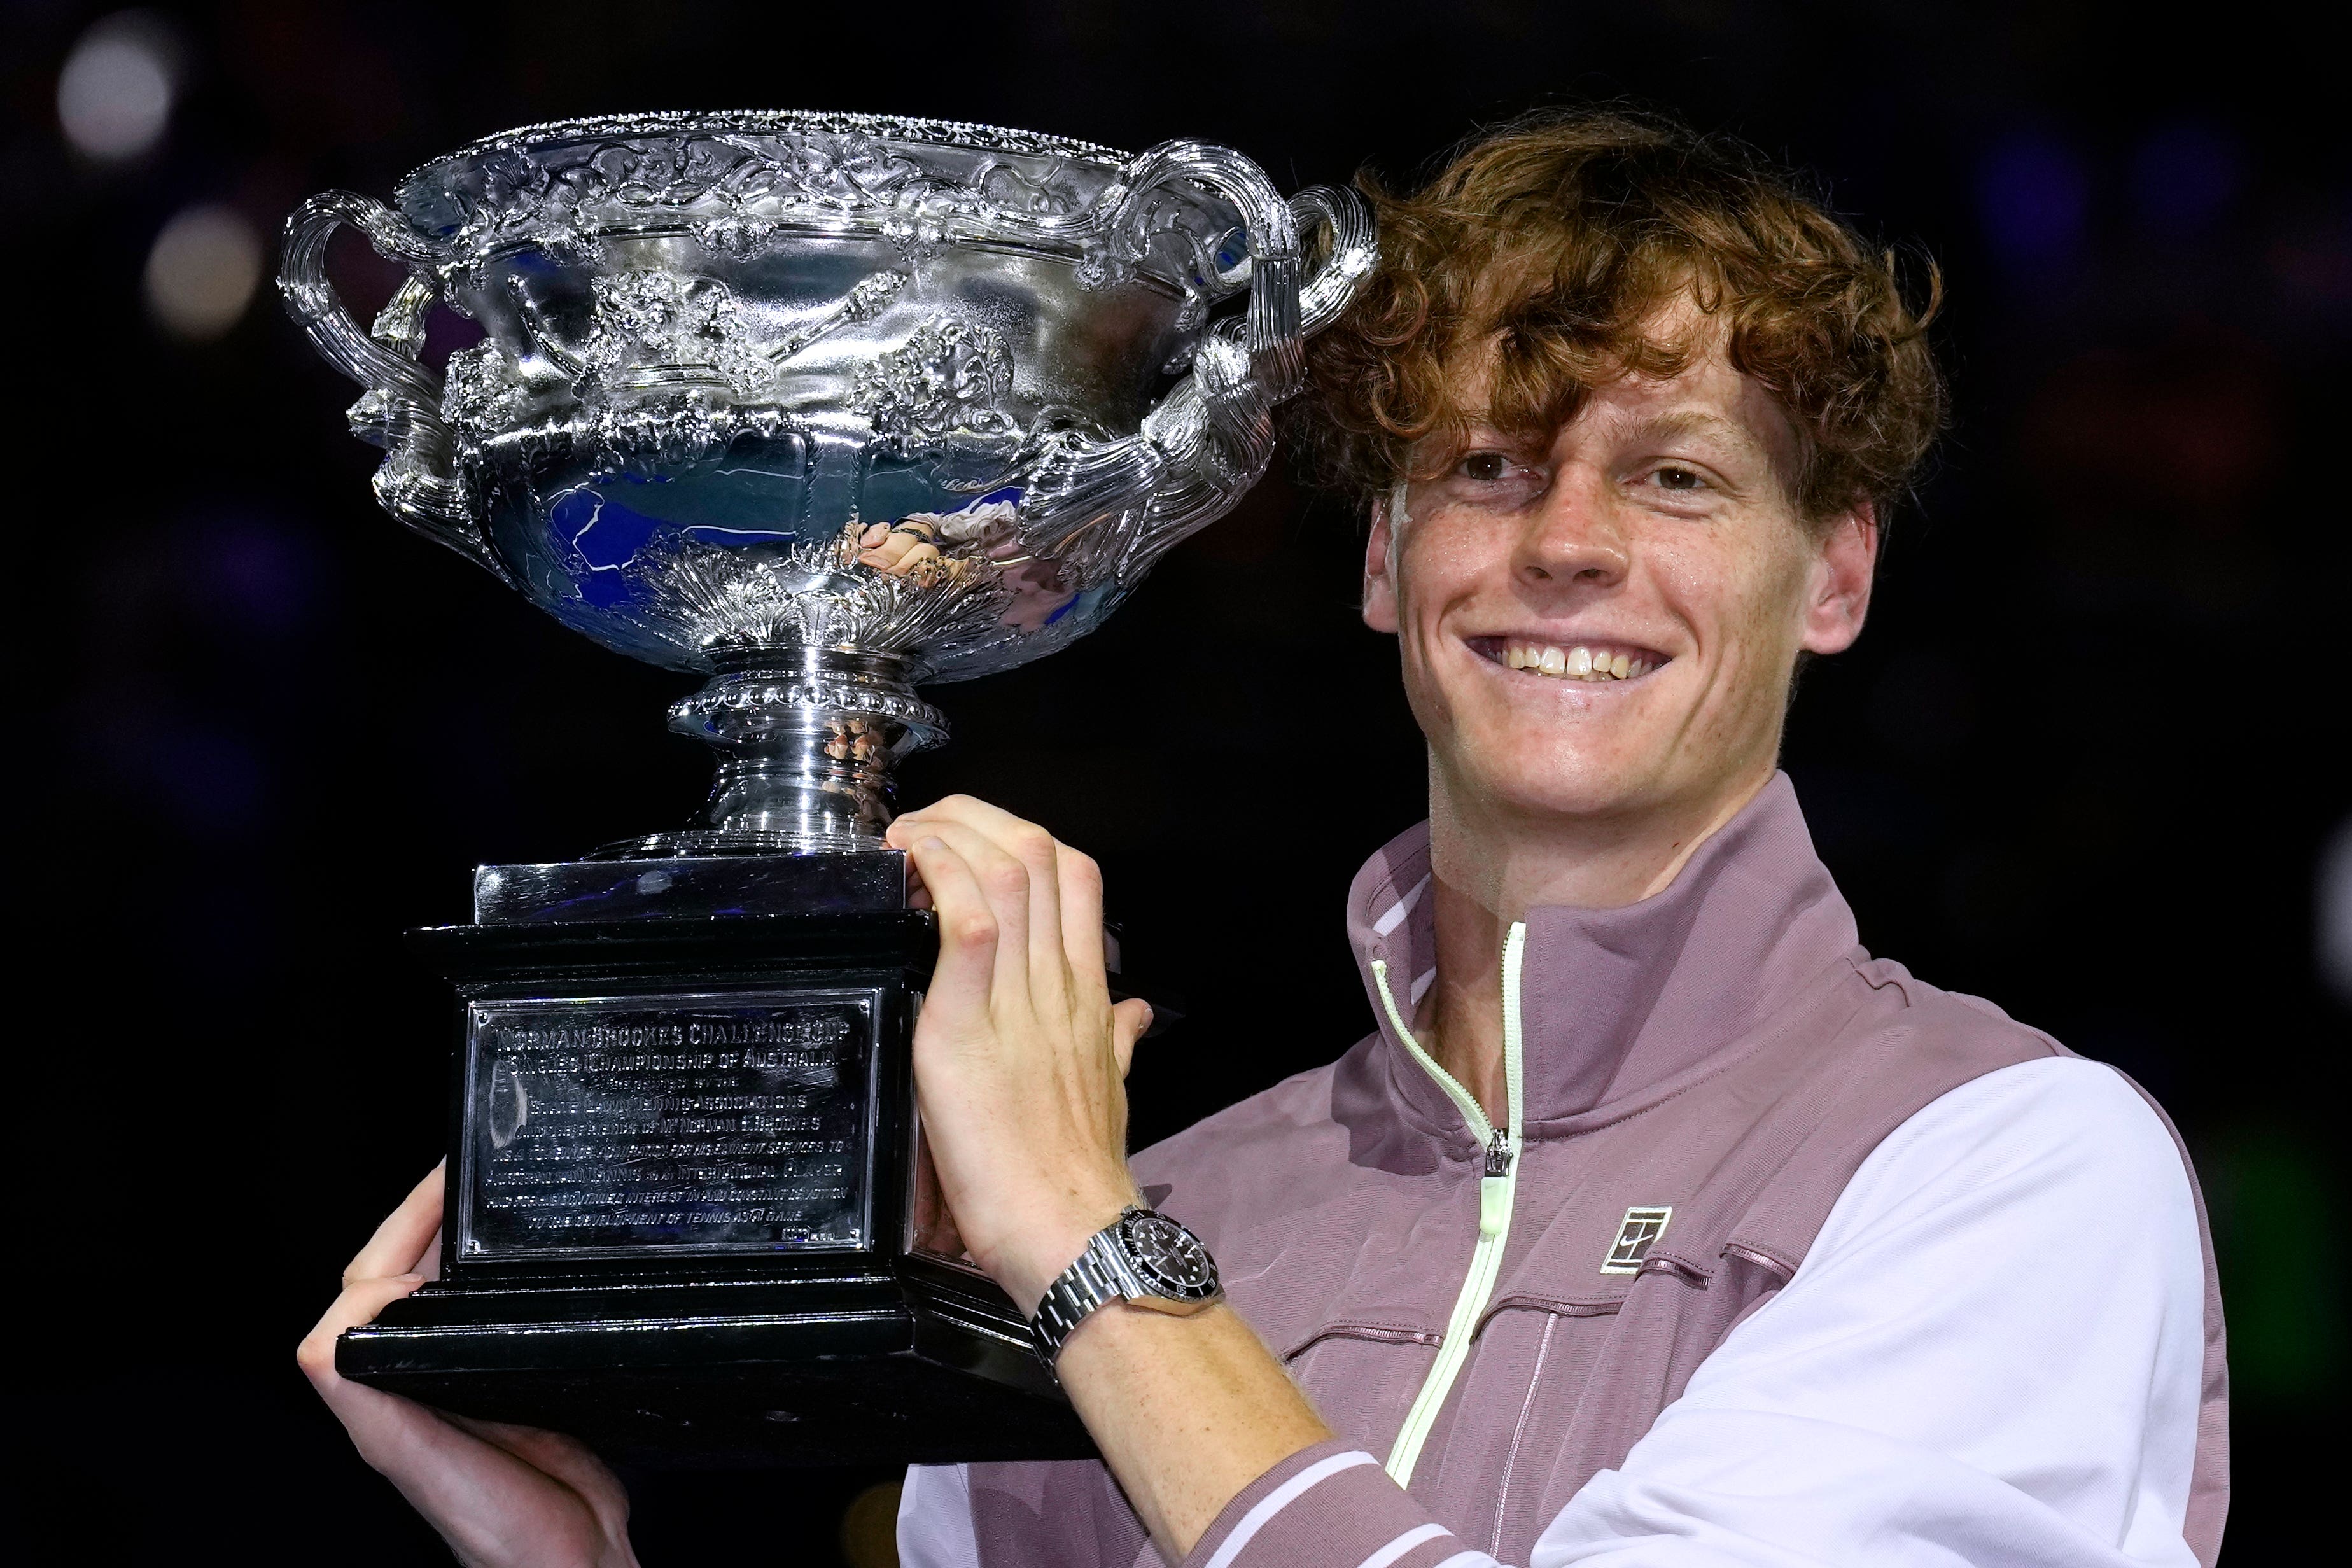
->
[[1357, 1522, 1453, 1568], [1204, 1450, 1383, 1568]]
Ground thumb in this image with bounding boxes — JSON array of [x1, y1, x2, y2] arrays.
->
[[300, 1273, 427, 1392], [1110, 997, 1152, 1079]]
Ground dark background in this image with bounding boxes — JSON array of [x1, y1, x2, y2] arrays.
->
[[10, 2, 2346, 1562]]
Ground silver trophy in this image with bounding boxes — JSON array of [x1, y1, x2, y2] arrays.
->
[[281, 111, 1371, 1464], [283, 109, 1372, 852]]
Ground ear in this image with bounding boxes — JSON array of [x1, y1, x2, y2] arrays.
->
[[1362, 489, 1401, 633], [1799, 503, 1879, 656]]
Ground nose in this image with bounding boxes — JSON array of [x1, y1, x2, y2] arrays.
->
[[1516, 477, 1630, 590]]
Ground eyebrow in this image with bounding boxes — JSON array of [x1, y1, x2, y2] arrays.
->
[[1634, 410, 1770, 455]]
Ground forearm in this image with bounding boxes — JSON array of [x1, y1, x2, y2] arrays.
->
[[1054, 1298, 1333, 1560]]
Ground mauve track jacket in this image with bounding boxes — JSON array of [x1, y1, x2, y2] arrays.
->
[[900, 774, 2227, 1567]]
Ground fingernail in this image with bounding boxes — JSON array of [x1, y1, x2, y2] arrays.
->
[[920, 836, 946, 851], [397, 1273, 424, 1284]]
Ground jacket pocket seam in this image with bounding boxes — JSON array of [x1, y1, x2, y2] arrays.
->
[[1280, 1320, 1445, 1359]]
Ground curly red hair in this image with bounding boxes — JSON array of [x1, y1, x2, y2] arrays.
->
[[1302, 109, 1945, 525]]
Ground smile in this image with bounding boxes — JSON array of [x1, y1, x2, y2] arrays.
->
[[1467, 636, 1669, 683]]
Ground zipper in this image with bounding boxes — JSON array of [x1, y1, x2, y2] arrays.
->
[[1369, 921, 1527, 1488]]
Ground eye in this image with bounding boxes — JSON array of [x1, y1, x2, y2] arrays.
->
[[1458, 451, 1515, 482], [1653, 465, 1706, 491]]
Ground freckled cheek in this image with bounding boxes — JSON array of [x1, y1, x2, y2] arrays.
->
[[1639, 542, 1734, 656], [1394, 519, 1495, 643], [1396, 510, 1494, 585], [1642, 547, 1787, 740]]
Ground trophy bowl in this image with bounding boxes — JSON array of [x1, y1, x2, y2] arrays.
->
[[283, 109, 1373, 853]]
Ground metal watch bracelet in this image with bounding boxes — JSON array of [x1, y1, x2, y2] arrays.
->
[[1030, 1206, 1221, 1364]]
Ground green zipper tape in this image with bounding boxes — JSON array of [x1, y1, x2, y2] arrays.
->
[[1371, 923, 1526, 1487]]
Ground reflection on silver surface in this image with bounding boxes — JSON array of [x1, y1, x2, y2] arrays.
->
[[282, 110, 1373, 851]]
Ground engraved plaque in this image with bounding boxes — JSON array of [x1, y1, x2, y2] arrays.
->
[[458, 989, 881, 1258]]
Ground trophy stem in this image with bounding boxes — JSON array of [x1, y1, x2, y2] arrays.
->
[[595, 647, 948, 858]]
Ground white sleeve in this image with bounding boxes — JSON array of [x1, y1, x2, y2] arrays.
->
[[898, 1462, 983, 1568], [1529, 1056, 2208, 1568]]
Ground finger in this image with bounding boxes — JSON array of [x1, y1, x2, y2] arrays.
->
[[368, 1409, 627, 1564], [889, 794, 1037, 845], [909, 817, 1038, 1011], [1110, 997, 1152, 1079], [1056, 846, 1110, 995], [346, 1163, 445, 1285], [890, 796, 1054, 937], [299, 1273, 428, 1389], [904, 834, 998, 1025], [903, 804, 1077, 1025], [888, 816, 937, 909], [860, 531, 914, 568], [899, 799, 1067, 1009], [445, 1416, 633, 1516]]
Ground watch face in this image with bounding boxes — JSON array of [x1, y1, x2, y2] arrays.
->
[[1119, 1210, 1219, 1298]]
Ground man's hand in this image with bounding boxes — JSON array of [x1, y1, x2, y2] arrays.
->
[[883, 796, 1152, 1315], [298, 1165, 640, 1568], [886, 798, 1333, 1558]]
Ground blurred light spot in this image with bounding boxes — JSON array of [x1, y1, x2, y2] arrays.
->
[[145, 205, 262, 341], [2321, 817, 2352, 1006], [56, 11, 182, 162], [838, 1481, 902, 1568], [1977, 132, 2088, 277], [2130, 122, 2242, 234]]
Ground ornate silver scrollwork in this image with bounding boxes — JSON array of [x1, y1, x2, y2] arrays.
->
[[283, 111, 1375, 853], [279, 191, 498, 575], [851, 319, 1020, 452]]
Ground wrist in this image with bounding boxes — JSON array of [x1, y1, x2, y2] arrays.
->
[[991, 1188, 1138, 1317]]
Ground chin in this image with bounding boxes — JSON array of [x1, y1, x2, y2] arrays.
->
[[1450, 739, 1670, 822]]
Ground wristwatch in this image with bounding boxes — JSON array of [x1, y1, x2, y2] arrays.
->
[[1030, 1205, 1224, 1363]]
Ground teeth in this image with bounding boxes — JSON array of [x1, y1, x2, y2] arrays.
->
[[1497, 640, 1663, 683]]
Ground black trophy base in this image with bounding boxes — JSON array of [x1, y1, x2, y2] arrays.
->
[[347, 850, 1095, 1466], [340, 1259, 1091, 1467]]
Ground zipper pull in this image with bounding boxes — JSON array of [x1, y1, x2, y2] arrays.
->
[[1478, 1130, 1513, 1236]]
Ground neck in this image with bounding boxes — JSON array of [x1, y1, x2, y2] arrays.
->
[[1413, 758, 1777, 1121]]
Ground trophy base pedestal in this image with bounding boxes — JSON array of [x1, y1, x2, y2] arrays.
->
[[346, 850, 1094, 1466], [340, 1261, 1092, 1467]]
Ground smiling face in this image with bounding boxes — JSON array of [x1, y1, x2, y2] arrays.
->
[[1362, 314, 1879, 847]]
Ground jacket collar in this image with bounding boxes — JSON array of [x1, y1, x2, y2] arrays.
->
[[1345, 773, 1860, 1142]]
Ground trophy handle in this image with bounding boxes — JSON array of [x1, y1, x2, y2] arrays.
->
[[1290, 183, 1380, 339], [1018, 151, 1373, 567], [278, 192, 499, 575]]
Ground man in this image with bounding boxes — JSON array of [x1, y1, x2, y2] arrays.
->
[[304, 111, 2225, 1568]]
